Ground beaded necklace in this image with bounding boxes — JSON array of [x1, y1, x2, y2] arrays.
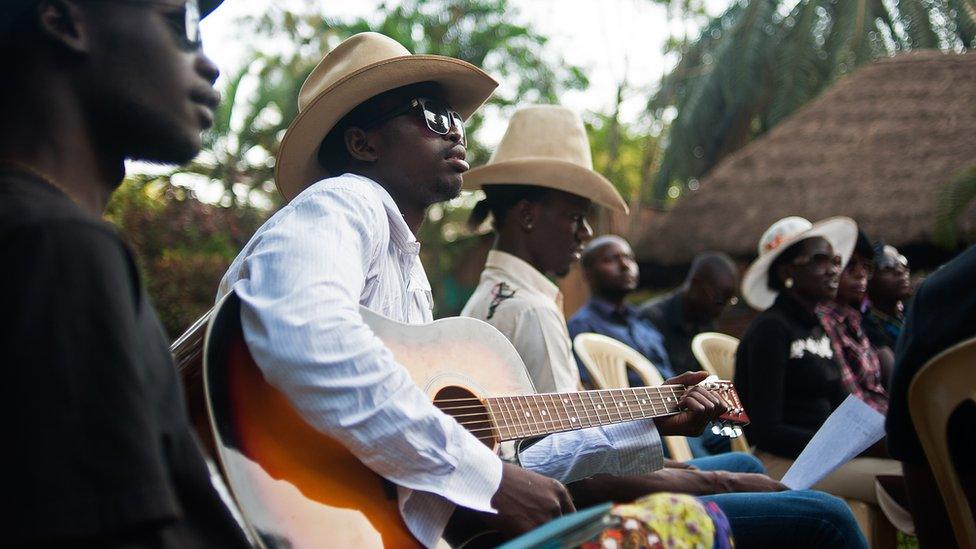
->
[[0, 159, 80, 207]]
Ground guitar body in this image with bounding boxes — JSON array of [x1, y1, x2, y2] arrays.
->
[[204, 292, 535, 548]]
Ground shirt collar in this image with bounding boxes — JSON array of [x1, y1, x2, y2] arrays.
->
[[588, 296, 634, 319], [820, 301, 862, 326], [348, 173, 421, 255], [485, 250, 562, 304]]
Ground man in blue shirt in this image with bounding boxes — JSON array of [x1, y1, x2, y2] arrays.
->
[[568, 235, 729, 456], [568, 236, 674, 386]]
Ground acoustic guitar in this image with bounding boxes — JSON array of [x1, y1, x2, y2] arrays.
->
[[199, 291, 749, 548]]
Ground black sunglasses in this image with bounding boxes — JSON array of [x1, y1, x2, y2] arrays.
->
[[86, 0, 202, 51], [793, 253, 843, 272], [362, 97, 466, 145]]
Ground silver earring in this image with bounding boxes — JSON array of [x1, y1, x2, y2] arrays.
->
[[525, 223, 534, 230], [784, 277, 794, 289]]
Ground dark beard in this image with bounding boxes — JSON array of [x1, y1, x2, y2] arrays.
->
[[98, 95, 201, 166], [428, 175, 463, 204]]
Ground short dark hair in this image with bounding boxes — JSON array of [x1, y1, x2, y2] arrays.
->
[[468, 184, 553, 231], [853, 229, 874, 259], [581, 235, 630, 269], [316, 96, 382, 176], [767, 238, 813, 292], [688, 251, 737, 283], [316, 81, 443, 176]]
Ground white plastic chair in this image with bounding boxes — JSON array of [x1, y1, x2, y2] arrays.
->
[[573, 332, 694, 462], [691, 332, 751, 454], [691, 332, 739, 381]]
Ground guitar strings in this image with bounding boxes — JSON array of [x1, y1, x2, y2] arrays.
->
[[429, 384, 695, 404], [434, 395, 682, 416], [431, 394, 682, 413], [453, 399, 684, 429], [432, 391, 694, 414], [457, 409, 684, 437], [443, 396, 739, 436], [430, 387, 741, 440]]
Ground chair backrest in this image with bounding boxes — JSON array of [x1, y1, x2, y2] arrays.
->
[[690, 332, 753, 454], [908, 336, 976, 548], [573, 333, 694, 462], [691, 332, 739, 380]]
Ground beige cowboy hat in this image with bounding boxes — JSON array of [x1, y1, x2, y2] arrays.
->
[[462, 105, 628, 213], [741, 216, 858, 310], [274, 32, 498, 202]]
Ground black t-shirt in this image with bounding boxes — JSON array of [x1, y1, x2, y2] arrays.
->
[[0, 169, 249, 547], [734, 293, 849, 458], [639, 289, 713, 375], [886, 245, 976, 468]]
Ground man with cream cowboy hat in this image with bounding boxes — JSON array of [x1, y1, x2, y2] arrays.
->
[[216, 32, 651, 547], [461, 113, 868, 547]]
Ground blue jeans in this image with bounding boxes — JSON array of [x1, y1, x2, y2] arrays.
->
[[685, 431, 732, 457], [690, 453, 867, 548]]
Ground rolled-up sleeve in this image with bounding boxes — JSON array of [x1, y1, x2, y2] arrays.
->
[[517, 420, 663, 483], [221, 186, 501, 546]]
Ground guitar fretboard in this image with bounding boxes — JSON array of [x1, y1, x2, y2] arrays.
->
[[484, 385, 687, 441]]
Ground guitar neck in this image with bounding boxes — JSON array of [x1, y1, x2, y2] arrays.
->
[[484, 385, 687, 441]]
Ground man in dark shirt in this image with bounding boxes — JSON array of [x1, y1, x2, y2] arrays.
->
[[640, 252, 740, 376], [886, 245, 976, 547], [0, 1, 249, 546]]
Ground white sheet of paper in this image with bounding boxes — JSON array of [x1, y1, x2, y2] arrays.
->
[[781, 394, 886, 490]]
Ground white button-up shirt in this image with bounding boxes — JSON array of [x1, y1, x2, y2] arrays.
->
[[218, 174, 501, 547], [462, 250, 665, 474], [217, 175, 660, 547]]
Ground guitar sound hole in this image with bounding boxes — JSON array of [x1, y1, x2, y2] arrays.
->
[[433, 386, 495, 448]]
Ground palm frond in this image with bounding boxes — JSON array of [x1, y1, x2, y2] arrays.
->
[[766, 0, 831, 126], [651, 0, 778, 201], [897, 0, 941, 48], [934, 165, 976, 248]]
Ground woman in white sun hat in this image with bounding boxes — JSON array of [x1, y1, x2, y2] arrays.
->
[[733, 216, 902, 512]]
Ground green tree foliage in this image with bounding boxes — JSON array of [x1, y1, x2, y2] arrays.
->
[[182, 0, 587, 206], [111, 0, 590, 331], [934, 165, 976, 248], [105, 177, 265, 338], [649, 0, 975, 202]]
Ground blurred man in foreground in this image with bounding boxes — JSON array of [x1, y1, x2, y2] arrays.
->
[[0, 0, 249, 545]]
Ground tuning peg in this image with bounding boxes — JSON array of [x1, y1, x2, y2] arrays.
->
[[732, 426, 743, 438], [721, 425, 734, 437], [711, 424, 722, 435]]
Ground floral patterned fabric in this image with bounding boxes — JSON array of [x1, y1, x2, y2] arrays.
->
[[580, 493, 734, 549]]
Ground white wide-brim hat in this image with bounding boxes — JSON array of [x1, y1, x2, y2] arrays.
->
[[462, 105, 628, 213], [741, 216, 858, 310], [274, 32, 498, 202]]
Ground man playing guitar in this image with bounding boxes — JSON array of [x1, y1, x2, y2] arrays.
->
[[216, 33, 727, 547]]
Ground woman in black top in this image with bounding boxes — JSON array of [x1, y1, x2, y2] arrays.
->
[[735, 216, 901, 506]]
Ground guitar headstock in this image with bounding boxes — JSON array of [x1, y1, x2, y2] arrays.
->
[[699, 378, 750, 438]]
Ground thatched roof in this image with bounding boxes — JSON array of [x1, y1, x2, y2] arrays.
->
[[636, 51, 976, 266]]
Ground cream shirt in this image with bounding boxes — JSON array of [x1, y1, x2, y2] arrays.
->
[[462, 250, 664, 474]]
